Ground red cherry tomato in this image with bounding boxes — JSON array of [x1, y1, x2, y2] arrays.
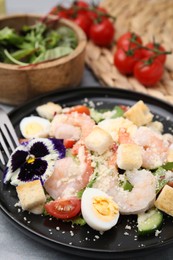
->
[[117, 32, 143, 50], [89, 18, 115, 47], [141, 42, 166, 64], [74, 0, 89, 15], [87, 7, 107, 21], [114, 47, 142, 75], [45, 198, 81, 219], [67, 105, 90, 115], [73, 14, 92, 37], [63, 139, 76, 149], [134, 58, 164, 87]]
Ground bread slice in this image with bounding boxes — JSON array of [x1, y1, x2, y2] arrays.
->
[[155, 184, 173, 216], [16, 179, 46, 211]]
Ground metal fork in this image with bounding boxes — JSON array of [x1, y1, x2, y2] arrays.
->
[[0, 108, 19, 165]]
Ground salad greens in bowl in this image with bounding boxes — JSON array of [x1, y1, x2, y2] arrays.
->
[[0, 14, 87, 105]]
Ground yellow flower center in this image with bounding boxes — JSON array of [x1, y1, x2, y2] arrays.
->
[[26, 154, 35, 164]]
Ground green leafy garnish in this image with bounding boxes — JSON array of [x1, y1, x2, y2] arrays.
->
[[64, 215, 86, 226], [90, 106, 125, 123], [77, 172, 98, 198], [162, 162, 173, 171], [0, 22, 78, 65]]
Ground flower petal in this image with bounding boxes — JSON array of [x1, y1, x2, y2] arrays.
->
[[18, 159, 47, 182], [29, 141, 49, 158]]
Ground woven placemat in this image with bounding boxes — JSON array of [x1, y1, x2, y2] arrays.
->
[[85, 0, 173, 105]]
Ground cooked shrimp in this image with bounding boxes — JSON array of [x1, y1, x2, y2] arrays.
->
[[132, 126, 169, 169], [108, 169, 156, 215], [49, 112, 95, 141], [44, 145, 93, 199]]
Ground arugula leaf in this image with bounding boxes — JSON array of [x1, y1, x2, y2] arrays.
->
[[64, 215, 86, 226], [0, 22, 78, 64], [90, 106, 125, 123], [0, 27, 23, 46], [162, 162, 173, 171], [33, 46, 73, 63], [77, 172, 98, 198]]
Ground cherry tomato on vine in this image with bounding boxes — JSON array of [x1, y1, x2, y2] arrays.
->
[[114, 47, 142, 75], [87, 7, 107, 21], [73, 14, 92, 37], [45, 198, 81, 219], [89, 18, 115, 47], [141, 42, 166, 65], [134, 58, 164, 87], [73, 0, 89, 15], [117, 32, 143, 50]]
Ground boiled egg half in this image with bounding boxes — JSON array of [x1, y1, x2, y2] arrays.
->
[[81, 188, 119, 232], [20, 116, 51, 139]]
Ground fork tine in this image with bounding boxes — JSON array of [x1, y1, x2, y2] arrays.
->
[[0, 131, 11, 158], [1, 124, 16, 152], [4, 121, 19, 147], [0, 108, 19, 165], [0, 149, 5, 165]]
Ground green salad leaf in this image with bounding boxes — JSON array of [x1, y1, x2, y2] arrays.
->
[[0, 22, 78, 65]]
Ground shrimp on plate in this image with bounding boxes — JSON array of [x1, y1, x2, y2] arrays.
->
[[132, 126, 170, 169], [49, 112, 95, 141], [44, 145, 93, 199], [108, 169, 157, 215]]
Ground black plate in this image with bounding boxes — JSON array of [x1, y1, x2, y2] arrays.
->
[[1, 87, 173, 259]]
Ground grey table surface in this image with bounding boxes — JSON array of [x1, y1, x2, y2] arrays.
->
[[1, 1, 173, 260]]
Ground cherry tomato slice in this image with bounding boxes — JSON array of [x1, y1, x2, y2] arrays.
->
[[134, 58, 164, 87], [63, 139, 76, 148], [45, 198, 81, 219], [141, 42, 166, 65], [67, 105, 90, 115], [89, 18, 115, 47]]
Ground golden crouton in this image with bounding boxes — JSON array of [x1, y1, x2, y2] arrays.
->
[[117, 143, 143, 170], [155, 185, 173, 217], [16, 180, 46, 211], [85, 126, 114, 155], [36, 102, 62, 120], [124, 100, 153, 126]]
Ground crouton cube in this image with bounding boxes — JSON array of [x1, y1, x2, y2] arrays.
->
[[155, 185, 173, 217], [36, 102, 62, 120], [117, 143, 142, 170], [124, 100, 153, 126], [84, 126, 114, 155], [16, 180, 46, 211]]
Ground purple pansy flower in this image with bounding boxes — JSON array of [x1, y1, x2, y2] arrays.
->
[[3, 138, 65, 186]]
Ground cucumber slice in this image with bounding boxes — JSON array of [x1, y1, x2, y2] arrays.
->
[[137, 208, 163, 236]]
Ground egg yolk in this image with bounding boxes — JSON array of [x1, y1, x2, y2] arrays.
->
[[24, 122, 44, 136], [92, 196, 119, 221]]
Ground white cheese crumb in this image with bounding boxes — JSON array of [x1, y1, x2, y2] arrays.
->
[[125, 225, 131, 230], [155, 229, 162, 237]]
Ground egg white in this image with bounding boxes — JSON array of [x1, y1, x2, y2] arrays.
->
[[81, 188, 119, 232], [20, 116, 51, 139]]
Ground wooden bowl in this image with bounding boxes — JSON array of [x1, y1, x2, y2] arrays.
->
[[0, 14, 87, 105]]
